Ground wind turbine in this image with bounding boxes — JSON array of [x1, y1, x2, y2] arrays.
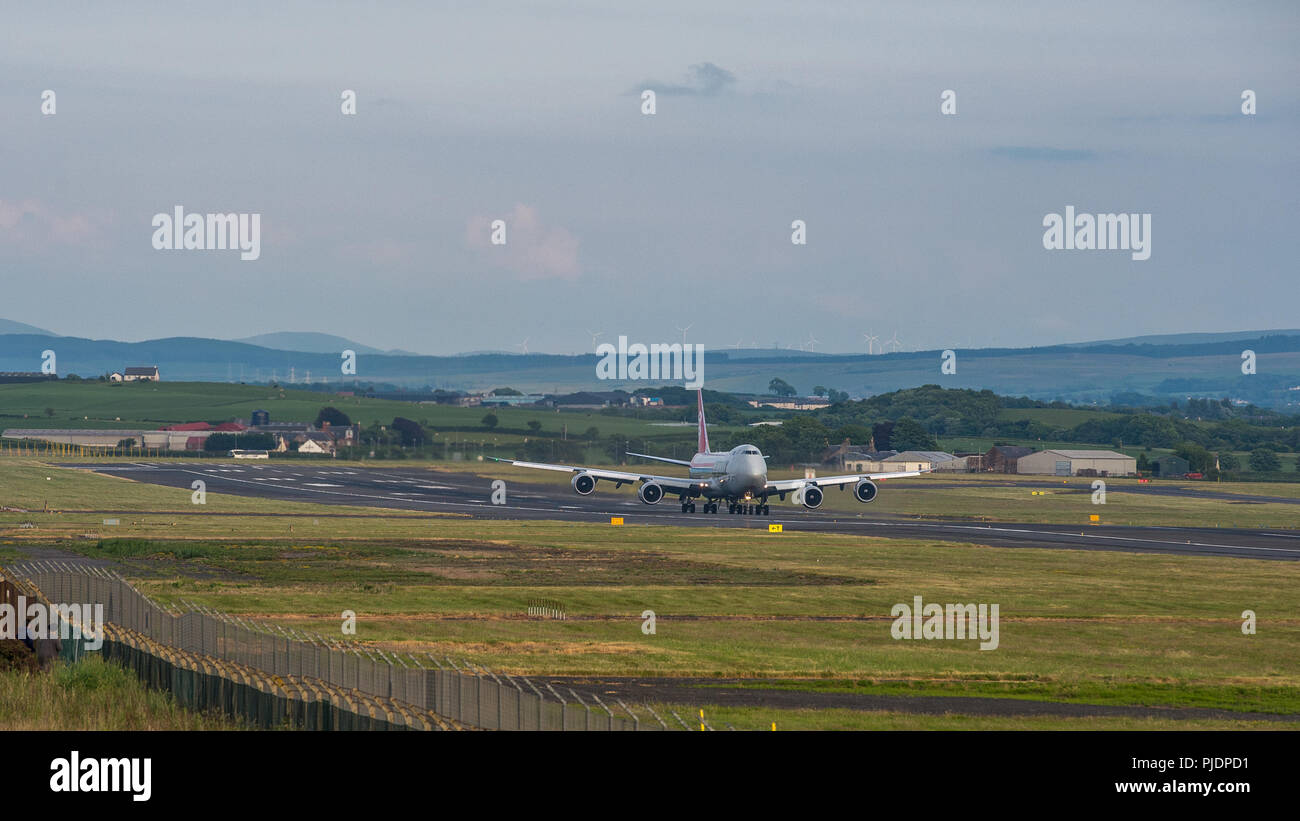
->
[[886, 331, 902, 353], [585, 329, 604, 349], [862, 331, 879, 355], [805, 332, 820, 353], [730, 339, 744, 350], [676, 323, 694, 345], [515, 338, 530, 355]]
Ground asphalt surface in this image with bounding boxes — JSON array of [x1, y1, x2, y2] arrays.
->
[[63, 461, 1300, 560]]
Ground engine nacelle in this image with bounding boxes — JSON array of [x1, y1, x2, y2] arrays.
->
[[801, 484, 824, 510], [853, 479, 878, 503], [638, 482, 664, 505], [571, 472, 597, 495]]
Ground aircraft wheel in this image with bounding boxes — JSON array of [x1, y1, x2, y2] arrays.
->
[[727, 503, 736, 514]]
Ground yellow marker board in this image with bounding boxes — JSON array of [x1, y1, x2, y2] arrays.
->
[[768, 523, 783, 533], [610, 517, 623, 526]]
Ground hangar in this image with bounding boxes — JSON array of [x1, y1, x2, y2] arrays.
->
[[1015, 449, 1136, 477]]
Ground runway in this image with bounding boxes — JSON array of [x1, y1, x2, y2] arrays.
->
[[65, 462, 1300, 561]]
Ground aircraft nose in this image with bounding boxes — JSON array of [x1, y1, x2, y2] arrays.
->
[[741, 455, 765, 486]]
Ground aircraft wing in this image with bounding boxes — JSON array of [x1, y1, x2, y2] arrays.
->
[[764, 470, 925, 493], [487, 457, 701, 491]]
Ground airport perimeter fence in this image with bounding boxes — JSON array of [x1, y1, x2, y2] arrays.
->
[[3, 561, 688, 731]]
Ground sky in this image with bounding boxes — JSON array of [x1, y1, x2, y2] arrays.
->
[[1, 1, 1297, 356]]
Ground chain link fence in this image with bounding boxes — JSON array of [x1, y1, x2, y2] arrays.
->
[[3, 561, 685, 731]]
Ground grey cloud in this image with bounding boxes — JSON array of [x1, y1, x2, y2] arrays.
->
[[633, 62, 736, 96]]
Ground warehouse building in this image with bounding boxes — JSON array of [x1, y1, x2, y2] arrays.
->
[[1014, 449, 1136, 477]]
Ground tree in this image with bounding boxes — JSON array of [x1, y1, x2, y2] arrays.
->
[[768, 377, 796, 397], [1174, 441, 1212, 473], [812, 385, 827, 397], [889, 417, 937, 451], [1218, 452, 1240, 472], [204, 433, 238, 452], [584, 426, 600, 441], [1249, 448, 1280, 472], [1136, 452, 1151, 473], [527, 420, 542, 434], [491, 387, 522, 396], [872, 422, 895, 451], [44, 407, 55, 418], [391, 417, 427, 446], [481, 413, 499, 430], [827, 389, 850, 403], [315, 407, 352, 427]]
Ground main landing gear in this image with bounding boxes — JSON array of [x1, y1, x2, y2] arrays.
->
[[679, 498, 769, 515], [680, 499, 720, 514]]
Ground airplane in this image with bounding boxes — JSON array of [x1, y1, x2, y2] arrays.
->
[[488, 390, 927, 515]]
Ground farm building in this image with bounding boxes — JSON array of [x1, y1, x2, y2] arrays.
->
[[883, 451, 958, 472], [1014, 449, 1136, 477], [122, 366, 160, 382], [843, 451, 896, 472]]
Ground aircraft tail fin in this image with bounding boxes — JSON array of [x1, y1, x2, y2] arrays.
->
[[697, 389, 709, 454]]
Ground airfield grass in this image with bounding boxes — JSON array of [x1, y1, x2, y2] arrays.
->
[[0, 655, 234, 730], [645, 705, 1289, 731], [2, 455, 1297, 728]]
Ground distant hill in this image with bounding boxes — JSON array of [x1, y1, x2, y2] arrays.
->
[[234, 332, 420, 357], [2, 329, 1298, 409], [1063, 330, 1300, 348], [0, 318, 55, 336]]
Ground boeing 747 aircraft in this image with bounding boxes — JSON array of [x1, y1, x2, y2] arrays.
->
[[490, 391, 927, 515]]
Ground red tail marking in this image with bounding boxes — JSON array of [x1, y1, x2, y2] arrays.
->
[[697, 390, 709, 454]]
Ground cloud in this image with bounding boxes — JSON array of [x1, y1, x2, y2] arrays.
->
[[0, 200, 99, 248], [633, 62, 736, 97], [990, 146, 1098, 162], [466, 204, 580, 281]]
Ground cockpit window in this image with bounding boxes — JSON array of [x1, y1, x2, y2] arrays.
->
[[744, 449, 760, 455]]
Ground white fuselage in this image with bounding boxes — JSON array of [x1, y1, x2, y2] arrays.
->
[[688, 445, 768, 499]]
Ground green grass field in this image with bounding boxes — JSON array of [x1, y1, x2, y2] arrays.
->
[[0, 655, 234, 730], [2, 456, 1297, 729], [0, 380, 739, 441]]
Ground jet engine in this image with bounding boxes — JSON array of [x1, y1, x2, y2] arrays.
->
[[853, 479, 878, 503], [571, 472, 597, 495], [638, 482, 664, 505], [801, 484, 824, 509]]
